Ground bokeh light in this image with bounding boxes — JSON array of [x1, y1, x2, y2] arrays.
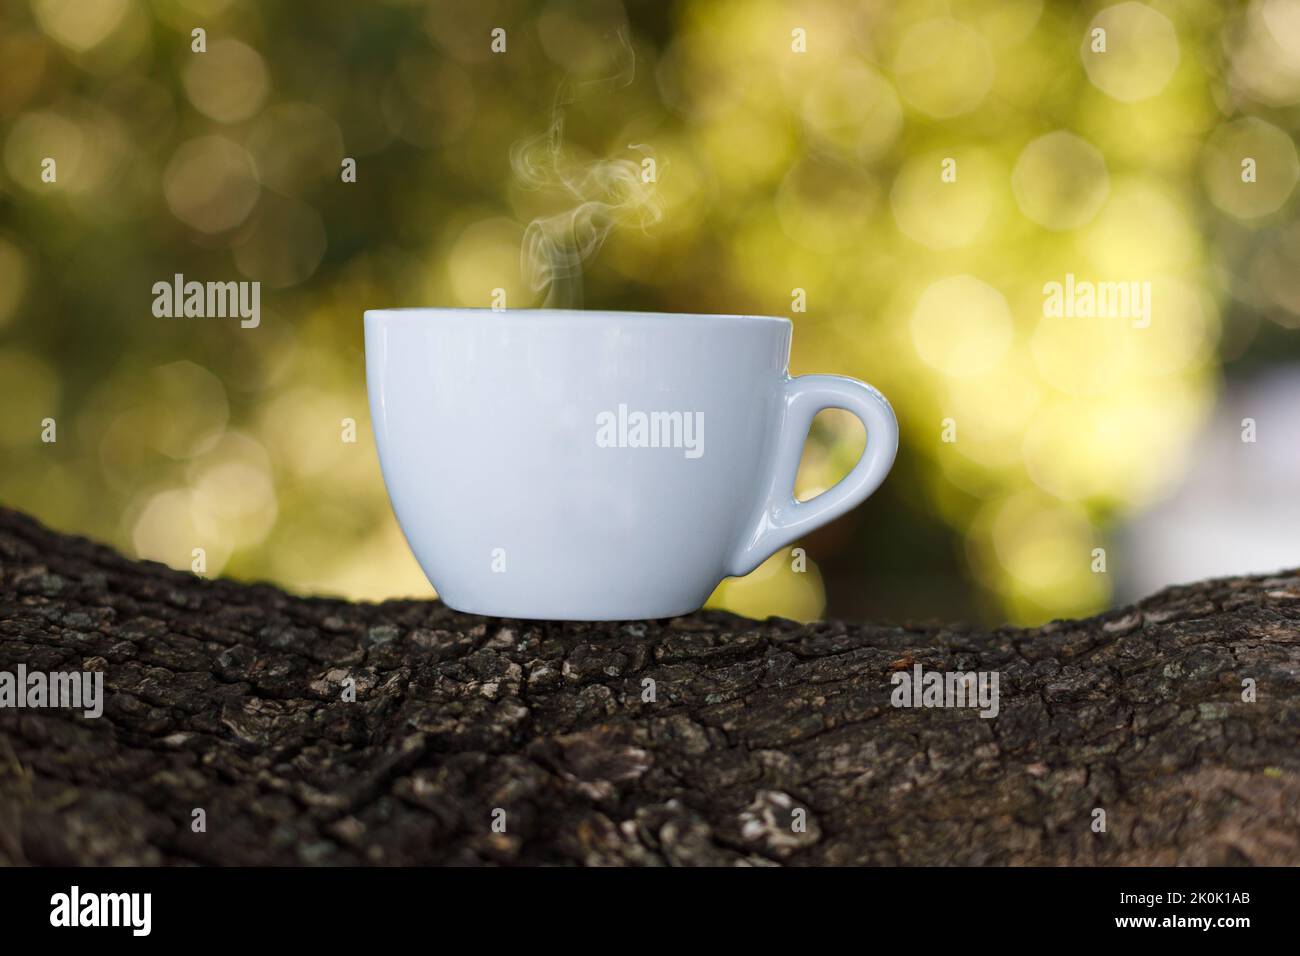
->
[[1201, 117, 1299, 219], [32, 0, 129, 53], [891, 150, 998, 250], [163, 135, 261, 233], [910, 276, 1013, 379], [893, 19, 994, 119], [182, 38, 269, 123], [1012, 131, 1110, 231], [1081, 3, 1180, 102]]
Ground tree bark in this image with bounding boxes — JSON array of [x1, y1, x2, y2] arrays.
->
[[0, 507, 1297, 866]]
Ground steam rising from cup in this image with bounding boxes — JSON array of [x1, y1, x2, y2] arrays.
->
[[511, 32, 662, 308]]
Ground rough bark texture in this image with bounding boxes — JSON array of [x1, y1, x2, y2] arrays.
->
[[1, 507, 1298, 866]]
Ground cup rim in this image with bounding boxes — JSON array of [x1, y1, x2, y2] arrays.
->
[[363, 308, 791, 326]]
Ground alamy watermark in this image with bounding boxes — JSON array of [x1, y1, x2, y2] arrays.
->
[[0, 664, 103, 718], [891, 663, 999, 718], [50, 886, 150, 936], [1042, 273, 1151, 328], [152, 273, 260, 328], [595, 404, 704, 459]]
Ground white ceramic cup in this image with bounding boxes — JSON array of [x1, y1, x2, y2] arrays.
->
[[365, 309, 898, 620]]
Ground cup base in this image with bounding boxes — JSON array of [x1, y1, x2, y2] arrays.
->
[[436, 594, 707, 623]]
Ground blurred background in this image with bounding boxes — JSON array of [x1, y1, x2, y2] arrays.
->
[[1, 0, 1297, 626]]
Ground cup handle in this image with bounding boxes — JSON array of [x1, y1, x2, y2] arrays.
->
[[727, 374, 899, 578]]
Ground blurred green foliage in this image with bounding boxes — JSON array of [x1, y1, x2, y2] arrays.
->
[[1, 0, 1298, 624]]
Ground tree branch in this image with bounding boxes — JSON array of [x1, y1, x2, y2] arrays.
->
[[1, 507, 1297, 865]]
